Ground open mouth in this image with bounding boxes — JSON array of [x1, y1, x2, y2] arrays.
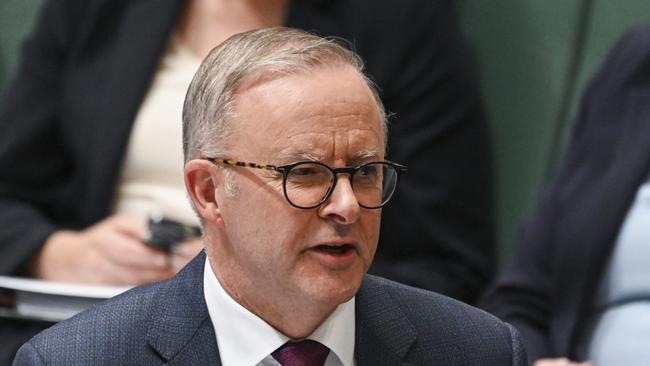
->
[[313, 244, 355, 255]]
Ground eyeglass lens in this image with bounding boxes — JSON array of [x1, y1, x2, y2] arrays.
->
[[284, 162, 398, 208]]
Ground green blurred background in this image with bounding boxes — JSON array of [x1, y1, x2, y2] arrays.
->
[[458, 0, 650, 261]]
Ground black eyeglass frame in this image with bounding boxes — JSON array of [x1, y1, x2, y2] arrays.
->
[[203, 157, 407, 209]]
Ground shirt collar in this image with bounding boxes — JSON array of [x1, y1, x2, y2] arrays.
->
[[203, 256, 355, 366]]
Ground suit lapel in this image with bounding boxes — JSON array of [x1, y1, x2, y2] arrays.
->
[[164, 321, 221, 366], [354, 276, 417, 366], [146, 252, 221, 365]]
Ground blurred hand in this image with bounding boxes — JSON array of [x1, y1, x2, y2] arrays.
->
[[171, 237, 203, 273], [32, 215, 174, 286], [534, 358, 593, 366]]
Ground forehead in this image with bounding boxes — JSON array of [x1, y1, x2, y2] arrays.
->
[[230, 66, 384, 162]]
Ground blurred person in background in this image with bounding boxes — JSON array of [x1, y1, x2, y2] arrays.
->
[[0, 0, 493, 362], [482, 26, 650, 366]]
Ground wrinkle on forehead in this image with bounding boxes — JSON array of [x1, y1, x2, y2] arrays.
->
[[274, 129, 383, 165], [277, 147, 381, 163]]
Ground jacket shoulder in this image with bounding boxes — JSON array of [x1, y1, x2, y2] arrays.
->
[[358, 275, 527, 365], [15, 253, 210, 365], [14, 281, 165, 365], [362, 275, 509, 327]]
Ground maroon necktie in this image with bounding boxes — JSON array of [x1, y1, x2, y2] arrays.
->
[[271, 340, 330, 366]]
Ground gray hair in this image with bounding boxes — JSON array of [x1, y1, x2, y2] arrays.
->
[[182, 27, 387, 163]]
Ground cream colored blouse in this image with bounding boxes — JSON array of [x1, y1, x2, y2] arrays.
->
[[112, 39, 201, 226]]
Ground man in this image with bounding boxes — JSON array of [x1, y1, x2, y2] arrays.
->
[[14, 28, 524, 365], [482, 25, 650, 366]]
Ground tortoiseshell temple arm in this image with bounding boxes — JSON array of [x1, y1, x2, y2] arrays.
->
[[204, 158, 279, 171], [205, 157, 408, 174]]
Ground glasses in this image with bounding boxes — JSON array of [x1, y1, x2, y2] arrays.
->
[[204, 158, 407, 209]]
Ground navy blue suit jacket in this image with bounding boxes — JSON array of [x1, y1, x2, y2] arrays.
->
[[482, 25, 650, 362], [15, 252, 526, 365]]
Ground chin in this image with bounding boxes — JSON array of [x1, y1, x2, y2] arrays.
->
[[308, 271, 364, 306]]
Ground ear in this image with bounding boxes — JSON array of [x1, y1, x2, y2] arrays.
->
[[184, 159, 225, 228]]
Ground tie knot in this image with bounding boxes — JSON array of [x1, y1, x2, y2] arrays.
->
[[272, 340, 330, 366]]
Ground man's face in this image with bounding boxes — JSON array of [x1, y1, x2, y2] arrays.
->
[[210, 65, 384, 312]]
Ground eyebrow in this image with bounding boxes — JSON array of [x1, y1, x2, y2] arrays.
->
[[353, 149, 382, 161]]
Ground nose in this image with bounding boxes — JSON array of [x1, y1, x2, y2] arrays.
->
[[318, 175, 360, 224]]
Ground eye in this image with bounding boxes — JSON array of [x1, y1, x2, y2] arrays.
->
[[359, 164, 378, 176], [287, 163, 330, 181], [291, 166, 319, 176]]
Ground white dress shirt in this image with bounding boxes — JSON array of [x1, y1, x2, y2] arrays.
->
[[203, 257, 356, 366]]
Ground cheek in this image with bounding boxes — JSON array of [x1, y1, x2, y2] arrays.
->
[[229, 176, 286, 223], [231, 176, 308, 241], [249, 202, 310, 252], [362, 210, 381, 235], [360, 211, 381, 254]]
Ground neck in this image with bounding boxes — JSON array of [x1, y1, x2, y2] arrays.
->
[[239, 289, 337, 339], [212, 261, 337, 339], [177, 0, 289, 58], [204, 230, 338, 339]]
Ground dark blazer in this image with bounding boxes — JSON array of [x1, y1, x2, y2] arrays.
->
[[0, 0, 493, 302], [481, 25, 650, 363], [14, 252, 526, 365]]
